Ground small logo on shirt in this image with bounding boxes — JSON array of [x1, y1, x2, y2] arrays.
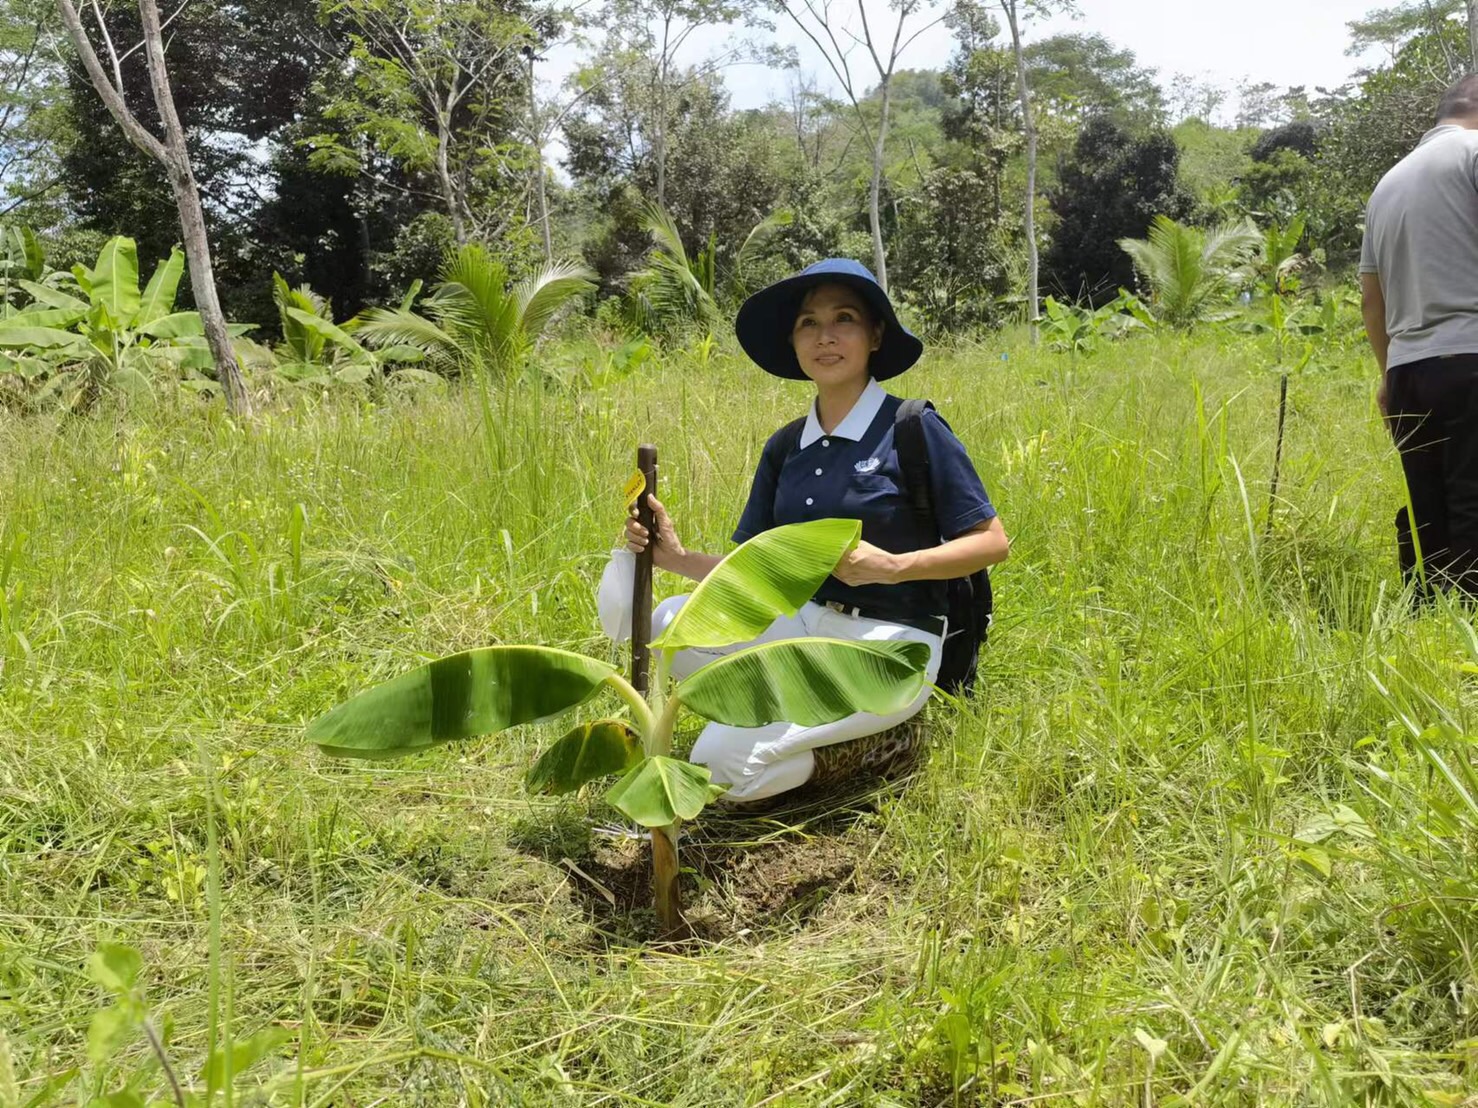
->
[[854, 457, 881, 474]]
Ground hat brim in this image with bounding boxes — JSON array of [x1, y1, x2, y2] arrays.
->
[[734, 272, 922, 381]]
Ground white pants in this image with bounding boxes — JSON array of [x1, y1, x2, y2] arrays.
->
[[653, 596, 944, 802]]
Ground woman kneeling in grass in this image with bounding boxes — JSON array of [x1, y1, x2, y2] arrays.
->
[[622, 258, 1008, 802]]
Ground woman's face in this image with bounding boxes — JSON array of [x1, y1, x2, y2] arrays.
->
[[789, 283, 883, 389]]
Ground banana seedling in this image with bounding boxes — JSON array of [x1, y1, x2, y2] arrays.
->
[[305, 518, 931, 933]]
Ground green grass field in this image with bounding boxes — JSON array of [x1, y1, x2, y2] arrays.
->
[[4, 326, 1478, 1105]]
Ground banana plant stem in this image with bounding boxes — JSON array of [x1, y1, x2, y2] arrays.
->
[[650, 649, 673, 717], [603, 673, 655, 743], [649, 688, 682, 758], [651, 652, 685, 934], [653, 822, 684, 937]]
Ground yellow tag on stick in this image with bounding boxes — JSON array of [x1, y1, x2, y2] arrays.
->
[[622, 471, 646, 510]]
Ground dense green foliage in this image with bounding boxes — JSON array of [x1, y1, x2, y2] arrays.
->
[[7, 0, 1446, 344], [1043, 117, 1193, 305]]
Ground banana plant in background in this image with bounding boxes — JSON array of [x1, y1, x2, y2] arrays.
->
[[0, 235, 254, 408], [1040, 290, 1154, 359], [0, 224, 46, 312], [305, 518, 931, 934], [269, 273, 431, 387]]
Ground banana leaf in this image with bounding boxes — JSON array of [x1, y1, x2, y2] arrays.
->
[[604, 755, 725, 828], [285, 306, 366, 355], [91, 237, 141, 323], [308, 646, 617, 759], [139, 312, 204, 339], [653, 519, 860, 651], [0, 308, 85, 329], [8, 225, 43, 281], [679, 638, 931, 727], [526, 719, 643, 795], [0, 326, 86, 351], [17, 281, 86, 311], [136, 249, 184, 327]]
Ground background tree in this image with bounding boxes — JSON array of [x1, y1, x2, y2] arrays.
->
[[56, 0, 253, 414], [566, 64, 787, 292], [1308, 13, 1464, 263], [0, 0, 69, 221], [310, 0, 539, 245], [1470, 0, 1478, 68], [600, 0, 765, 210], [1233, 79, 1283, 129], [769, 0, 945, 291], [52, 0, 330, 321], [1043, 115, 1191, 304], [992, 0, 1074, 336], [521, 14, 601, 263], [254, 106, 443, 318], [1166, 70, 1226, 124], [1024, 32, 1163, 127], [892, 163, 1015, 329], [1237, 121, 1321, 223]]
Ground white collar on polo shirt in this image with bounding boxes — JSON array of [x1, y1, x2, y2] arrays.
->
[[799, 378, 887, 448]]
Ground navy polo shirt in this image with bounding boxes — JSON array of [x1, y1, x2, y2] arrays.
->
[[732, 379, 996, 620]]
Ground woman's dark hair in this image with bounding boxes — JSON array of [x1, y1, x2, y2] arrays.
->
[[1437, 75, 1478, 124], [790, 281, 880, 330]]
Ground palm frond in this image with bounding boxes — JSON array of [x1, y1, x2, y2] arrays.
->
[[1120, 216, 1260, 327], [641, 200, 692, 273], [354, 307, 458, 372], [633, 200, 718, 328], [516, 261, 595, 343], [432, 244, 521, 369], [734, 209, 794, 292]]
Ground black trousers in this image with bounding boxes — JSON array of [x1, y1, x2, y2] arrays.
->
[[1388, 354, 1478, 598]]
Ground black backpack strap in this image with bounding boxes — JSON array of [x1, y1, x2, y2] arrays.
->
[[774, 416, 806, 464], [894, 398, 937, 539]]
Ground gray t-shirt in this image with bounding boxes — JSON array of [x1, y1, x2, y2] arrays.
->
[[1360, 123, 1478, 368]]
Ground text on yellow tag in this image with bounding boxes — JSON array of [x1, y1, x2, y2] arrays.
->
[[622, 471, 646, 510]]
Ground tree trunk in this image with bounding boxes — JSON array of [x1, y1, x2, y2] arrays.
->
[[436, 111, 467, 244], [868, 75, 892, 291], [136, 0, 250, 416], [534, 155, 552, 263], [1003, 0, 1038, 342], [655, 13, 671, 211], [527, 54, 552, 263], [655, 106, 667, 211], [1468, 0, 1478, 72], [164, 163, 250, 417]]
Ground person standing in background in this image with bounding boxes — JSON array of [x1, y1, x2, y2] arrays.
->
[[1362, 74, 1478, 601]]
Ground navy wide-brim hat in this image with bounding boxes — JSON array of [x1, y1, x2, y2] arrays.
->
[[734, 258, 923, 381]]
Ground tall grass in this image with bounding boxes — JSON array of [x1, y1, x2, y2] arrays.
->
[[2, 326, 1475, 1104]]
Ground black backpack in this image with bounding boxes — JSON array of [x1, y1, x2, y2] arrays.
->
[[775, 398, 993, 696]]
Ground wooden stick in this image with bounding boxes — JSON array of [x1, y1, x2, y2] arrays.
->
[[631, 444, 658, 697], [629, 444, 685, 936], [1265, 372, 1288, 542]]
